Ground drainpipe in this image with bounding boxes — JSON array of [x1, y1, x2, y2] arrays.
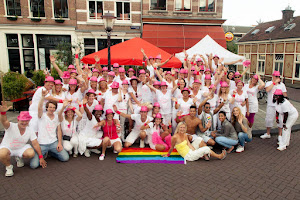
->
[[140, 0, 143, 38]]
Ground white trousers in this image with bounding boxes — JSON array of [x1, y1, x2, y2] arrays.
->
[[280, 112, 299, 147], [63, 135, 79, 154], [266, 106, 283, 128]]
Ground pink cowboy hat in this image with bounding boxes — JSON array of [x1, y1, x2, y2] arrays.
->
[[106, 109, 114, 115], [87, 89, 96, 95], [113, 63, 119, 68], [153, 102, 160, 107], [155, 113, 162, 118], [45, 76, 54, 82], [108, 71, 115, 76], [122, 80, 129, 85], [68, 65, 75, 69], [272, 71, 281, 76], [140, 106, 148, 112], [17, 111, 32, 121], [94, 105, 103, 111], [274, 89, 283, 95], [90, 76, 98, 82], [68, 79, 77, 85], [110, 81, 119, 89], [61, 71, 70, 79], [102, 67, 108, 71], [119, 68, 125, 73], [153, 81, 161, 86], [54, 79, 62, 85]]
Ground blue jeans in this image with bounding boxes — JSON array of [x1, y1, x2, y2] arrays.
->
[[238, 132, 252, 147], [215, 136, 238, 148], [30, 141, 69, 169]]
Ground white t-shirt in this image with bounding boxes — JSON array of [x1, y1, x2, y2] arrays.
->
[[29, 86, 51, 113], [61, 118, 78, 137], [275, 99, 298, 115], [37, 114, 60, 145], [207, 95, 218, 112], [156, 90, 172, 114], [218, 94, 232, 113], [140, 84, 153, 103], [191, 90, 203, 108], [65, 90, 84, 109], [163, 79, 173, 90], [232, 90, 248, 115], [147, 65, 155, 77], [178, 98, 194, 115], [80, 115, 102, 138], [128, 84, 143, 105], [102, 90, 119, 111], [82, 100, 99, 119], [265, 81, 287, 106], [0, 123, 37, 150], [229, 80, 236, 92], [116, 91, 130, 111], [244, 84, 259, 113], [131, 114, 153, 132]]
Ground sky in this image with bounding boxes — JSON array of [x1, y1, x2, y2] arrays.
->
[[223, 0, 300, 26]]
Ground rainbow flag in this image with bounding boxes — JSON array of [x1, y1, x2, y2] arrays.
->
[[116, 148, 185, 164]]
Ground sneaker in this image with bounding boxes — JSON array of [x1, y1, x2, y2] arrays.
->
[[5, 165, 14, 177], [277, 146, 286, 151], [277, 136, 282, 145], [236, 146, 244, 153], [139, 140, 145, 148], [113, 150, 118, 154], [260, 133, 271, 139], [99, 154, 105, 161], [90, 149, 101, 154], [15, 157, 24, 168], [84, 150, 91, 157], [73, 153, 78, 158]]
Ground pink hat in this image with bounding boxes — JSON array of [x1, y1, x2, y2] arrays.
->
[[122, 80, 129, 85], [272, 71, 281, 76], [160, 81, 167, 86], [234, 71, 241, 77], [209, 84, 215, 89], [70, 70, 77, 74], [181, 87, 190, 94], [274, 89, 283, 95], [193, 79, 201, 84], [17, 111, 32, 121], [204, 69, 211, 73], [108, 71, 115, 76], [68, 65, 75, 69], [45, 76, 54, 82], [106, 109, 114, 115], [205, 75, 211, 80], [153, 102, 160, 107], [184, 69, 188, 74], [252, 74, 259, 80], [148, 56, 154, 59], [110, 81, 119, 89], [119, 68, 125, 73], [155, 113, 162, 118], [139, 69, 146, 74], [174, 69, 179, 73], [94, 104, 103, 111], [128, 68, 135, 72], [220, 82, 229, 87], [213, 55, 219, 59], [99, 78, 106, 82], [243, 60, 251, 67], [191, 66, 195, 71], [90, 76, 98, 82], [166, 71, 171, 75], [64, 107, 75, 114], [69, 79, 77, 85], [200, 66, 205, 71], [179, 69, 185, 74], [54, 79, 62, 85], [155, 55, 161, 59], [153, 81, 161, 86], [196, 58, 203, 62], [140, 106, 148, 112], [235, 80, 244, 86], [87, 89, 95, 95], [113, 63, 119, 68], [92, 69, 99, 73], [61, 71, 71, 79], [193, 71, 198, 75], [102, 67, 108, 71]]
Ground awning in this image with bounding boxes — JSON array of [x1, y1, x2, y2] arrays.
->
[[143, 24, 226, 54]]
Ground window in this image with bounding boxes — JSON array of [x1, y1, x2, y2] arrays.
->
[[30, 0, 45, 17], [265, 26, 275, 33], [199, 0, 215, 12], [53, 0, 68, 18], [6, 34, 21, 73], [274, 54, 284, 75], [98, 39, 122, 50], [6, 0, 21, 16], [88, 1, 103, 20], [295, 54, 300, 79], [116, 1, 130, 20], [150, 0, 166, 10], [84, 38, 96, 55], [175, 0, 191, 11], [257, 55, 265, 73], [22, 35, 35, 76]]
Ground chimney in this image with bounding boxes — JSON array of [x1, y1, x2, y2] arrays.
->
[[282, 5, 294, 26]]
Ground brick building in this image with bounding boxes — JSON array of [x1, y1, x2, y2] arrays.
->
[[238, 6, 300, 85]]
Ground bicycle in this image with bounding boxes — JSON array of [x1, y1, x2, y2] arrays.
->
[[257, 88, 268, 105]]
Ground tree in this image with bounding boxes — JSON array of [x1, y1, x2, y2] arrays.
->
[[226, 41, 238, 54]]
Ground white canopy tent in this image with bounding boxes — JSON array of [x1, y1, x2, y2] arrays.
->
[[175, 35, 245, 64]]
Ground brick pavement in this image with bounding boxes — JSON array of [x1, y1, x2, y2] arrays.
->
[[1, 132, 300, 200]]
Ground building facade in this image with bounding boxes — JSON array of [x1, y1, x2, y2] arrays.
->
[[238, 7, 300, 85]]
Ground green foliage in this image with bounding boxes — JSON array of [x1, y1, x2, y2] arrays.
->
[[55, 41, 73, 66], [31, 70, 45, 87], [2, 72, 28, 100], [227, 41, 238, 54], [51, 64, 67, 80]]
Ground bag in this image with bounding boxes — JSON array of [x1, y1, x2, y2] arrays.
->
[[63, 135, 71, 141]]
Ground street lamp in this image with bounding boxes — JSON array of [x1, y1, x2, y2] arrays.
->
[[102, 11, 116, 70]]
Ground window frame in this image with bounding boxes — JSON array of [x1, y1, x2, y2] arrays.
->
[[257, 54, 265, 74], [198, 0, 216, 13], [52, 0, 69, 19], [87, 0, 104, 22], [149, 0, 167, 11], [115, 1, 131, 22], [174, 0, 191, 12], [294, 54, 300, 80], [273, 54, 284, 76], [5, 0, 22, 16], [28, 0, 46, 18]]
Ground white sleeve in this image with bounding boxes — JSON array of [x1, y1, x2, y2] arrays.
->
[[29, 129, 38, 141], [131, 114, 139, 121], [281, 84, 287, 93], [265, 81, 272, 88]]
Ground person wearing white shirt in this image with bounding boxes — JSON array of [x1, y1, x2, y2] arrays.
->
[[101, 82, 120, 120], [0, 104, 46, 177], [260, 71, 287, 139], [30, 89, 69, 169], [231, 81, 249, 117]]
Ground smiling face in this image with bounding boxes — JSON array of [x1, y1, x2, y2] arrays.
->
[[218, 112, 226, 122], [122, 84, 129, 90], [228, 72, 234, 80], [69, 84, 76, 91], [18, 120, 30, 129], [161, 85, 167, 92], [233, 107, 240, 117], [106, 113, 114, 120], [108, 75, 114, 82], [55, 84, 62, 93], [182, 91, 189, 98], [236, 82, 243, 91], [92, 72, 99, 77], [140, 111, 147, 118], [153, 106, 160, 114], [155, 117, 162, 125], [93, 110, 102, 119], [178, 123, 187, 133], [90, 81, 97, 89], [47, 102, 57, 114], [131, 80, 137, 87], [66, 110, 75, 119], [189, 108, 196, 117], [44, 81, 54, 91], [87, 93, 95, 103]]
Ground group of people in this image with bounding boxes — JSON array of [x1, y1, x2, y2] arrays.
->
[[0, 48, 298, 177]]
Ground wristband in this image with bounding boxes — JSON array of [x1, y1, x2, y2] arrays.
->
[[79, 104, 82, 107], [276, 116, 279, 120], [1, 112, 6, 115], [273, 82, 276, 85], [224, 72, 227, 75], [197, 71, 200, 75], [116, 111, 121, 115], [191, 62, 194, 65], [96, 61, 100, 64], [184, 59, 187, 61], [88, 77, 90, 80], [75, 54, 79, 59], [167, 153, 170, 157], [38, 155, 43, 159], [83, 104, 87, 108], [98, 93, 101, 95], [232, 94, 235, 97], [72, 107, 76, 111], [59, 99, 63, 103], [168, 125, 172, 128], [178, 116, 182, 119], [175, 101, 178, 105], [144, 123, 148, 127], [154, 68, 157, 70], [172, 74, 175, 77]]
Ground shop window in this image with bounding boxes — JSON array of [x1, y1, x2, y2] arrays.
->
[[150, 0, 166, 10], [6, 0, 21, 16], [199, 0, 215, 12], [88, 1, 103, 20], [116, 2, 130, 20], [30, 0, 45, 17], [175, 0, 191, 11], [53, 0, 68, 18]]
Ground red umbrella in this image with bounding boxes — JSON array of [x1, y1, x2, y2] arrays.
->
[[81, 37, 182, 68]]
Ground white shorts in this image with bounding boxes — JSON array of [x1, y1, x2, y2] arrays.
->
[[187, 134, 202, 142], [86, 138, 102, 147], [108, 138, 122, 147], [0, 144, 32, 157], [126, 129, 149, 144]]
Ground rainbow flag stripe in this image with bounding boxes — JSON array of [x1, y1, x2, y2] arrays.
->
[[116, 148, 185, 164]]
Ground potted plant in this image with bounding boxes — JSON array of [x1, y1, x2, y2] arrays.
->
[[55, 16, 65, 23], [31, 70, 45, 86], [7, 15, 18, 21], [2, 72, 28, 100]]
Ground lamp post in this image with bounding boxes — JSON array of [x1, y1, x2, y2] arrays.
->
[[102, 11, 116, 70]]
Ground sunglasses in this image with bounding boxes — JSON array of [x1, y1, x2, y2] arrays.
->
[[124, 95, 126, 100], [135, 93, 138, 98], [200, 70, 204, 72], [235, 76, 240, 78], [275, 76, 280, 78], [205, 106, 211, 109]]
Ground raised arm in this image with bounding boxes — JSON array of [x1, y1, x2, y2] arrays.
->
[[38, 90, 48, 118], [157, 54, 173, 67], [0, 101, 12, 129], [75, 48, 84, 75], [113, 105, 131, 119], [141, 48, 150, 66], [50, 55, 63, 77], [58, 100, 70, 122], [257, 74, 265, 90], [224, 58, 243, 66], [145, 82, 157, 93], [241, 65, 250, 77]]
